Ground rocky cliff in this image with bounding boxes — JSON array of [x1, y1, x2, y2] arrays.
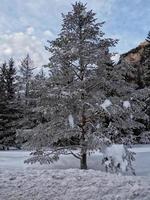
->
[[120, 41, 150, 64], [119, 40, 150, 88]]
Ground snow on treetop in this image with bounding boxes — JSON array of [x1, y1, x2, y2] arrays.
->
[[71, 47, 77, 54], [123, 101, 131, 109], [80, 10, 87, 17], [111, 53, 120, 64], [100, 99, 112, 111]]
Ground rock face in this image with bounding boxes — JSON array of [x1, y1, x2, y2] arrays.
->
[[118, 40, 150, 88], [120, 41, 150, 64]]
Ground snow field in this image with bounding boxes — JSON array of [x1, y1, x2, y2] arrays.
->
[[0, 169, 150, 200], [0, 146, 150, 200]]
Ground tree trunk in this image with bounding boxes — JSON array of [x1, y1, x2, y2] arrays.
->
[[25, 82, 29, 105], [80, 151, 87, 169]]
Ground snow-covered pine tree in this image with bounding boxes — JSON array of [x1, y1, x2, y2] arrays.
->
[[0, 62, 8, 149], [113, 57, 150, 144], [17, 54, 39, 130], [0, 59, 22, 149], [143, 32, 150, 86], [19, 54, 36, 105], [29, 68, 49, 124], [16, 68, 50, 147], [23, 2, 117, 169], [141, 32, 150, 136], [30, 68, 47, 104], [23, 2, 148, 172]]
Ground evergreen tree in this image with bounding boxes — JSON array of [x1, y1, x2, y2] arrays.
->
[[118, 32, 150, 140], [115, 59, 150, 142], [143, 32, 150, 86], [17, 68, 50, 146], [143, 31, 150, 134], [28, 68, 49, 125], [22, 2, 148, 171], [0, 59, 22, 149], [17, 54, 38, 130], [0, 62, 8, 149], [146, 31, 150, 42], [19, 54, 36, 105]]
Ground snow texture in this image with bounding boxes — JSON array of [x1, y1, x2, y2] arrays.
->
[[100, 99, 112, 111], [111, 53, 120, 64], [80, 10, 87, 17], [61, 91, 70, 96], [0, 168, 150, 200], [123, 101, 131, 109], [68, 114, 74, 128], [71, 47, 77, 53], [103, 144, 128, 172]]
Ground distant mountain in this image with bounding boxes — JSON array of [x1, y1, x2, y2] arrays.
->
[[118, 40, 150, 88], [119, 41, 150, 65]]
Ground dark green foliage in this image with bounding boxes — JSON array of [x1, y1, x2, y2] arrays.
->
[[0, 59, 22, 149]]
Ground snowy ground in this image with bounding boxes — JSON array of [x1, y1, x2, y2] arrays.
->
[[1, 169, 150, 200], [0, 145, 150, 199], [1, 145, 150, 175]]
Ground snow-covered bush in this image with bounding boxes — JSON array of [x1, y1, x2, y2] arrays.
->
[[102, 144, 135, 175]]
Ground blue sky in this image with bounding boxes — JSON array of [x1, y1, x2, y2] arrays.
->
[[0, 0, 149, 67]]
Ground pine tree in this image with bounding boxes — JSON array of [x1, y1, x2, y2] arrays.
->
[[143, 32, 150, 86], [17, 54, 38, 131], [17, 68, 50, 147], [141, 32, 150, 136], [19, 54, 36, 105], [0, 62, 7, 149], [0, 59, 22, 149], [146, 31, 150, 43], [28, 68, 49, 125], [23, 2, 148, 171], [115, 58, 150, 143]]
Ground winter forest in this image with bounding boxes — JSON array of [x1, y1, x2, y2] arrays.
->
[[0, 1, 150, 199]]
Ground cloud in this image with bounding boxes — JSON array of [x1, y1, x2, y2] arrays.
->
[[0, 0, 149, 59], [3, 0, 115, 34], [0, 0, 117, 68], [3, 47, 13, 56], [0, 31, 49, 68]]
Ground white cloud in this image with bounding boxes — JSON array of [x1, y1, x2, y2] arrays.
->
[[0, 31, 49, 68], [4, 47, 13, 56]]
